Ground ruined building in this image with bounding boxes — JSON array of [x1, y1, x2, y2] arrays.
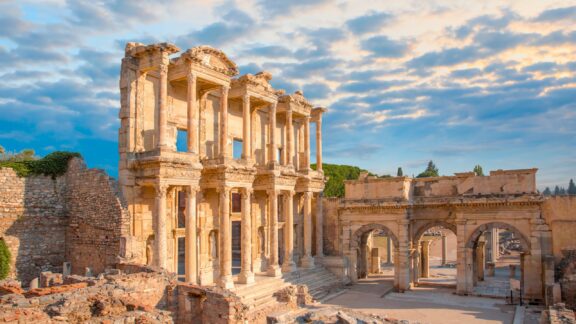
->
[[118, 42, 327, 288]]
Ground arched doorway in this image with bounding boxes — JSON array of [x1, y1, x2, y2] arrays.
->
[[464, 222, 530, 298], [350, 224, 400, 290], [413, 222, 457, 288]]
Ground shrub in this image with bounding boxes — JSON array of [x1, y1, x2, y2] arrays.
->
[[0, 151, 80, 178], [0, 239, 10, 280]]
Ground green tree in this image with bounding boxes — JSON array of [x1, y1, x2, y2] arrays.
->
[[568, 179, 576, 195], [0, 238, 10, 280], [312, 163, 370, 197], [559, 187, 567, 195], [473, 165, 484, 176], [397, 167, 403, 177], [542, 187, 552, 196], [554, 186, 560, 196], [416, 160, 439, 178]]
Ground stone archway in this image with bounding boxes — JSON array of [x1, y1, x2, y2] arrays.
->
[[350, 224, 400, 289], [460, 221, 532, 297], [412, 221, 457, 286]]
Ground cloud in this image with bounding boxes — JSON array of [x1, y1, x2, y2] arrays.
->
[[407, 45, 479, 68], [346, 11, 393, 35], [534, 5, 576, 22], [450, 68, 483, 79], [256, 0, 330, 16], [241, 45, 293, 58], [337, 79, 409, 93], [361, 35, 409, 58]]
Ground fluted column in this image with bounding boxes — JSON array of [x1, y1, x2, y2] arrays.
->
[[267, 189, 281, 276], [238, 188, 254, 284], [316, 113, 323, 171], [304, 116, 311, 170], [386, 236, 392, 264], [441, 234, 447, 266], [315, 192, 324, 258], [268, 103, 277, 165], [218, 187, 233, 288], [154, 184, 168, 268], [242, 94, 251, 161], [186, 72, 198, 154], [301, 191, 315, 268], [185, 186, 197, 283], [282, 191, 297, 272], [286, 108, 293, 167], [219, 85, 230, 159], [157, 60, 169, 148]]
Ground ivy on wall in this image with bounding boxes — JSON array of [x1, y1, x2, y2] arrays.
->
[[0, 151, 80, 178], [0, 239, 10, 280]]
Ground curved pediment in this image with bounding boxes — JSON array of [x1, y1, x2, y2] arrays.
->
[[182, 46, 239, 77]]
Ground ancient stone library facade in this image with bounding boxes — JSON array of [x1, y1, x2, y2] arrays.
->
[[118, 42, 326, 288], [1, 42, 576, 321]]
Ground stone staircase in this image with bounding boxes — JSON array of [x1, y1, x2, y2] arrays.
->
[[231, 265, 344, 312]]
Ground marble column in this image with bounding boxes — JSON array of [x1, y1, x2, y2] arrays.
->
[[185, 186, 197, 283], [315, 192, 324, 258], [154, 184, 168, 268], [420, 240, 430, 278], [282, 191, 297, 272], [186, 72, 198, 153], [386, 236, 392, 264], [301, 192, 315, 268], [219, 85, 230, 159], [441, 235, 447, 266], [157, 61, 169, 148], [242, 94, 251, 160], [218, 187, 233, 289], [303, 116, 310, 170], [238, 188, 254, 284], [268, 103, 277, 165], [491, 228, 499, 262], [316, 114, 323, 171], [286, 108, 293, 167], [267, 189, 281, 276]]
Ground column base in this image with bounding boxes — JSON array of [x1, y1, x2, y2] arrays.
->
[[219, 275, 234, 289], [238, 271, 255, 284], [282, 261, 298, 273], [267, 265, 282, 277], [300, 255, 315, 268]]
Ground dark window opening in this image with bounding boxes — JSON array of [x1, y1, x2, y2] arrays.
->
[[231, 192, 241, 213], [177, 191, 186, 228]]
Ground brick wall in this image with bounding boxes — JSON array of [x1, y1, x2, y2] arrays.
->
[[0, 168, 68, 285], [65, 158, 132, 275]]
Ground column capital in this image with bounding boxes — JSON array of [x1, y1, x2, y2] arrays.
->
[[159, 63, 168, 74], [267, 188, 279, 197], [284, 190, 295, 198], [241, 187, 253, 199], [221, 84, 230, 92], [187, 70, 197, 81], [154, 183, 169, 197], [243, 93, 250, 102]]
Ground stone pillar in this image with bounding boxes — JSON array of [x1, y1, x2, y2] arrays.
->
[[486, 262, 495, 276], [371, 248, 381, 274], [154, 184, 168, 268], [185, 186, 197, 283], [286, 108, 293, 167], [420, 240, 430, 278], [491, 228, 499, 262], [186, 72, 198, 154], [397, 219, 411, 291], [218, 187, 233, 288], [242, 94, 251, 160], [316, 114, 323, 171], [157, 60, 169, 148], [219, 85, 230, 159], [315, 192, 324, 258], [239, 188, 254, 284], [441, 234, 447, 266], [282, 191, 297, 272], [301, 192, 315, 268], [386, 236, 392, 264], [268, 103, 277, 165], [303, 116, 310, 170], [267, 190, 281, 277], [477, 240, 486, 281]]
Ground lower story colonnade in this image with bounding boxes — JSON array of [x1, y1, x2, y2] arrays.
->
[[141, 181, 324, 289]]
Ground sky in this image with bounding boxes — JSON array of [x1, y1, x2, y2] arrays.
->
[[0, 0, 575, 190]]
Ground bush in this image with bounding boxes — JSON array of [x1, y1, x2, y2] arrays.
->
[[0, 151, 80, 178], [0, 239, 10, 280]]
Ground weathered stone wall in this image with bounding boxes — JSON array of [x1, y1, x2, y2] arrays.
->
[[542, 196, 576, 260], [0, 168, 68, 286], [177, 284, 248, 324], [322, 198, 341, 256], [65, 158, 132, 275]]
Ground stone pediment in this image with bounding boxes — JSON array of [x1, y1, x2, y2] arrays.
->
[[181, 46, 239, 77], [232, 71, 275, 94], [279, 90, 313, 109]]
